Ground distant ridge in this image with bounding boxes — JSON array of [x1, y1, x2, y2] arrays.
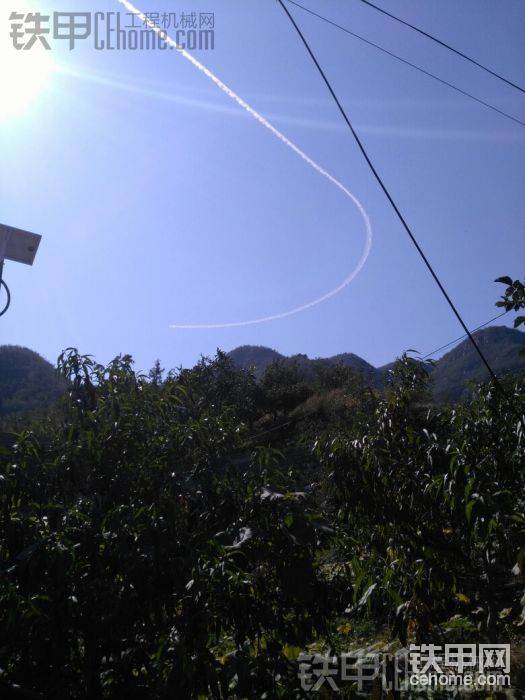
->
[[0, 345, 64, 416], [228, 326, 525, 400], [228, 346, 284, 380], [1, 327, 523, 415], [430, 326, 525, 400]]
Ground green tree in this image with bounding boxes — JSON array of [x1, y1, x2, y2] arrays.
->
[[312, 361, 362, 393], [261, 360, 311, 417], [496, 277, 525, 356]]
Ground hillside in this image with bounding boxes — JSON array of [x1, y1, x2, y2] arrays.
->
[[227, 345, 284, 380], [430, 326, 525, 401], [0, 345, 64, 416], [1, 346, 523, 697], [0, 343, 524, 696], [2, 327, 523, 415], [229, 326, 525, 400], [228, 345, 381, 384]]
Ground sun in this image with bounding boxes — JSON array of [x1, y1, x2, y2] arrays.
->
[[0, 8, 54, 122]]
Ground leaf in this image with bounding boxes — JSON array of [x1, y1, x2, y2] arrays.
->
[[495, 276, 513, 285], [514, 316, 525, 328], [260, 488, 283, 501], [455, 593, 470, 604], [283, 644, 302, 660], [227, 527, 253, 549], [284, 513, 294, 528], [515, 548, 525, 577], [336, 622, 353, 635], [345, 581, 377, 614], [357, 582, 377, 608], [465, 500, 476, 524]]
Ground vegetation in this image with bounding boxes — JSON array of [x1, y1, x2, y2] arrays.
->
[[2, 326, 524, 420], [0, 280, 524, 697], [228, 326, 525, 402], [0, 346, 64, 417], [430, 325, 525, 401], [496, 276, 525, 337]]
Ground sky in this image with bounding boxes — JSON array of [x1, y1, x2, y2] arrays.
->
[[1, 0, 524, 373]]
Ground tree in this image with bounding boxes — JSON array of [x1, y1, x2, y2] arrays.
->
[[176, 350, 263, 424], [261, 360, 311, 416], [496, 275, 525, 321], [312, 361, 361, 393], [496, 276, 525, 354], [148, 358, 164, 385]]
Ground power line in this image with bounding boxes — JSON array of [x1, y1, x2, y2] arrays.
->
[[421, 310, 509, 359], [356, 0, 525, 96], [285, 0, 525, 129], [276, 0, 508, 400]]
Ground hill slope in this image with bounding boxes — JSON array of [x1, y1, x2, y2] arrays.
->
[[2, 327, 523, 415], [430, 326, 525, 401], [0, 345, 64, 416], [227, 345, 284, 380], [228, 326, 525, 400]]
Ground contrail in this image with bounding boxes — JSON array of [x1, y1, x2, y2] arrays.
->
[[117, 0, 372, 329]]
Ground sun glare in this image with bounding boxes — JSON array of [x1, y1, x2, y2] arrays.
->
[[1, 8, 54, 122]]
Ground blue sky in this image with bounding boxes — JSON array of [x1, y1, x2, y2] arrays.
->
[[1, 0, 524, 372]]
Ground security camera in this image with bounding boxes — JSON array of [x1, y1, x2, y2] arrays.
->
[[0, 224, 42, 317]]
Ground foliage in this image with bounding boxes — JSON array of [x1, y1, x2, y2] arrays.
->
[[227, 345, 283, 381], [312, 362, 362, 394], [315, 356, 524, 645], [496, 276, 525, 327], [228, 327, 525, 403], [496, 277, 525, 356], [3, 323, 525, 423], [261, 360, 311, 417], [176, 349, 263, 426], [0, 350, 327, 697], [429, 326, 525, 402], [0, 345, 64, 416], [0, 343, 524, 697]]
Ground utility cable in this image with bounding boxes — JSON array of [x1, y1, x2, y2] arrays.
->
[[356, 0, 525, 95], [421, 310, 509, 359], [276, 0, 512, 404], [285, 0, 525, 128]]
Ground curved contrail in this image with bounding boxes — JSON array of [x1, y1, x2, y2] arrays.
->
[[117, 0, 373, 329]]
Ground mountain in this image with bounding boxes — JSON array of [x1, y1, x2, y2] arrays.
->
[[0, 345, 64, 416], [430, 326, 525, 401], [2, 327, 523, 416], [228, 345, 382, 385], [228, 345, 383, 387], [318, 353, 381, 387], [228, 326, 525, 401], [227, 345, 284, 380]]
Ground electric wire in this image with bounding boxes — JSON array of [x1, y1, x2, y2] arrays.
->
[[356, 0, 525, 95], [285, 0, 525, 128], [421, 310, 509, 359], [276, 0, 511, 403]]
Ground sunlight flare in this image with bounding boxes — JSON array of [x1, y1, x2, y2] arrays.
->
[[1, 6, 54, 122]]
